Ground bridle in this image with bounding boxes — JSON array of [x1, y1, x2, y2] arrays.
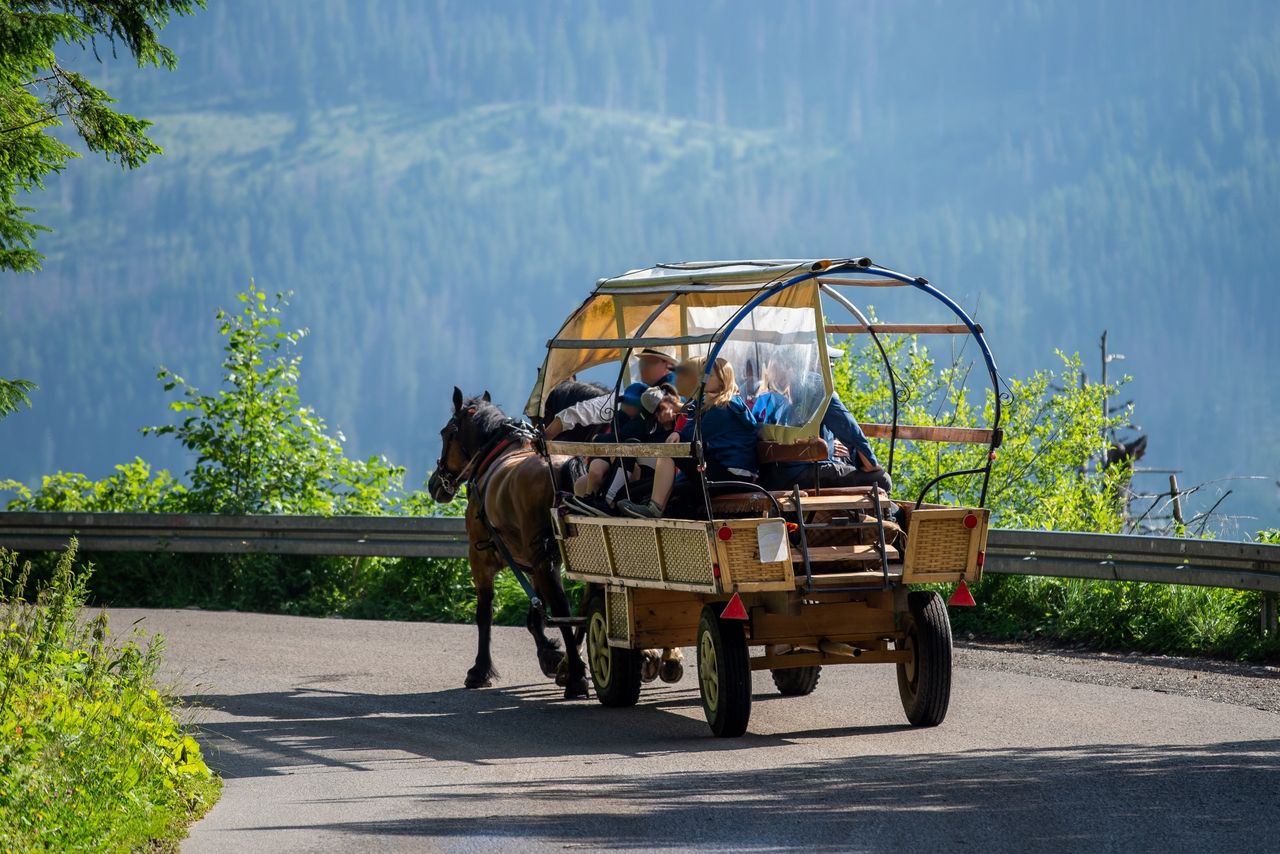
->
[[433, 405, 534, 498]]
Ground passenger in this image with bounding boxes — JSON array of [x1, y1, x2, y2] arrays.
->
[[672, 356, 704, 400], [543, 347, 677, 439], [751, 357, 795, 425], [617, 357, 759, 519], [565, 384, 680, 516], [569, 381, 648, 499], [760, 372, 892, 494]]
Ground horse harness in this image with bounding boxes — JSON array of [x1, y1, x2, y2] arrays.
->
[[450, 417, 545, 610]]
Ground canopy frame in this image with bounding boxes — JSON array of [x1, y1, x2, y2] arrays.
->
[[533, 257, 1005, 512]]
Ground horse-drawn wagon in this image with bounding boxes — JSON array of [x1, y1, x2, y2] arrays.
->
[[528, 258, 1003, 737]]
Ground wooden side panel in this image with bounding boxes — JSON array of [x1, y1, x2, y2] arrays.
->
[[628, 587, 707, 649], [748, 598, 899, 645]]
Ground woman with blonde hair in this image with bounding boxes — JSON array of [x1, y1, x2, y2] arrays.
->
[[618, 356, 759, 519]]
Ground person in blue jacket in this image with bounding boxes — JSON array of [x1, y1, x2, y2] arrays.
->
[[618, 357, 758, 518], [759, 371, 892, 494]]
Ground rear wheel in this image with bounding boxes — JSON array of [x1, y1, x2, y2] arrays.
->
[[697, 605, 752, 737], [586, 593, 642, 707], [771, 665, 821, 696], [896, 591, 952, 726]]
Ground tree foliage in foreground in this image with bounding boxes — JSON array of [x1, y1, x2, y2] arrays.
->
[[0, 0, 203, 272], [0, 376, 35, 417], [0, 542, 219, 850]]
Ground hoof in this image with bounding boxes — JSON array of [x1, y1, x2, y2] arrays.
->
[[538, 648, 565, 679], [465, 665, 497, 689], [659, 659, 684, 684], [640, 650, 660, 683], [555, 658, 569, 687], [563, 676, 590, 699]]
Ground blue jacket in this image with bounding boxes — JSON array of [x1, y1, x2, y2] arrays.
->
[[751, 391, 793, 426], [822, 393, 880, 469], [679, 395, 759, 473]]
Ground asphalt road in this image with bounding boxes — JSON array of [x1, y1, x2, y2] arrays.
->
[[111, 608, 1280, 853]]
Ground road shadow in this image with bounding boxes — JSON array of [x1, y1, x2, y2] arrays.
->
[[245, 738, 1280, 853], [184, 681, 908, 777]]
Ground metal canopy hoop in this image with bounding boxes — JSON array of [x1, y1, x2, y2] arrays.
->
[[530, 257, 1004, 511]]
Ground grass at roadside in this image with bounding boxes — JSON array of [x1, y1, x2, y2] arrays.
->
[[0, 542, 220, 853], [948, 573, 1280, 661]]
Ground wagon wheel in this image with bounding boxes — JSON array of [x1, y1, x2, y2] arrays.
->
[[770, 665, 821, 696], [696, 605, 752, 737], [586, 592, 642, 707], [896, 590, 952, 726]]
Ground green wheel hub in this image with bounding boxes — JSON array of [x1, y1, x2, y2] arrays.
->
[[588, 610, 612, 690], [699, 631, 719, 713]]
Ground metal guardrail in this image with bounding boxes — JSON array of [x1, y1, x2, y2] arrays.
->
[[0, 512, 471, 559], [3, 513, 1277, 592], [983, 529, 1280, 594], [5, 512, 1276, 634]]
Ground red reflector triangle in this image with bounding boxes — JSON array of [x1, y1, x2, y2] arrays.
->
[[720, 592, 749, 621], [948, 579, 976, 607]]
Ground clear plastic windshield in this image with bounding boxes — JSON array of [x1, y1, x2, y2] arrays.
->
[[686, 293, 830, 442]]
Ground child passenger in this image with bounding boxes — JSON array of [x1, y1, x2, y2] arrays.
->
[[617, 357, 758, 519], [566, 383, 681, 515]]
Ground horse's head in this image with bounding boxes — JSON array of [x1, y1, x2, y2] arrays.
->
[[427, 386, 497, 502]]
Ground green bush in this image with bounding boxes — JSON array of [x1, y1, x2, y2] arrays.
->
[[831, 332, 1278, 660], [144, 283, 406, 515], [0, 458, 185, 513], [0, 542, 220, 852]]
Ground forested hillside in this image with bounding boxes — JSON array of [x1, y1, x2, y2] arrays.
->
[[2, 0, 1277, 528]]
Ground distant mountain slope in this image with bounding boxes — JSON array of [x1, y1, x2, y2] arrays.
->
[[2, 1, 1277, 528]]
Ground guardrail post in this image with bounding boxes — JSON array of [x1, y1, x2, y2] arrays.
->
[[1263, 593, 1279, 638]]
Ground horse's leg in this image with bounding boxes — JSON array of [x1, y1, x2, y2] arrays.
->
[[534, 562, 589, 699], [549, 585, 589, 699], [659, 646, 685, 683], [465, 555, 500, 689], [527, 600, 564, 679]]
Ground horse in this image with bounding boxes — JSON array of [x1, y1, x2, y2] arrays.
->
[[427, 387, 591, 698]]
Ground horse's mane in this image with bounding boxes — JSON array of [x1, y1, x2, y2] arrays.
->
[[543, 379, 609, 421], [464, 396, 511, 448]]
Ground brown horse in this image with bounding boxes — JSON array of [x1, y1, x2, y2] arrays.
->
[[427, 388, 590, 698]]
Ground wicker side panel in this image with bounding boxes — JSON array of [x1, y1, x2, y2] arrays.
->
[[657, 526, 715, 587], [902, 508, 987, 583], [605, 525, 663, 582], [606, 587, 631, 645], [715, 519, 793, 590], [912, 517, 971, 571], [560, 521, 612, 580]]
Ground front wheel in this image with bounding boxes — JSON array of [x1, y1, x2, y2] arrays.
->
[[896, 590, 953, 726], [586, 593, 642, 707], [697, 605, 752, 737]]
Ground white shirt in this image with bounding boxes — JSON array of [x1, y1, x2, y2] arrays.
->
[[557, 393, 616, 429]]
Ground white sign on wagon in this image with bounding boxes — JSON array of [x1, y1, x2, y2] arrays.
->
[[756, 521, 789, 563]]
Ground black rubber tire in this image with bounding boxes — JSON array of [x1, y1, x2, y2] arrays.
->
[[696, 605, 752, 737], [770, 665, 822, 696], [896, 590, 953, 727], [585, 593, 642, 707]]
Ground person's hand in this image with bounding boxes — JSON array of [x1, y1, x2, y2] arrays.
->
[[832, 440, 850, 458]]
